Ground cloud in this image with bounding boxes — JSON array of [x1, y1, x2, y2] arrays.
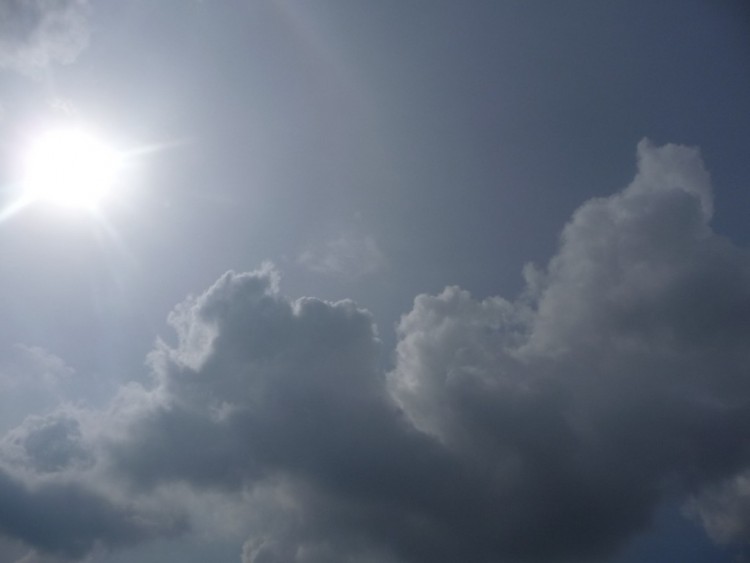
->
[[0, 405, 188, 561], [0, 345, 73, 393], [298, 234, 385, 279], [386, 139, 750, 559], [0, 346, 75, 433], [1, 140, 749, 561], [0, 464, 186, 560], [688, 471, 750, 545], [109, 267, 413, 490], [0, 0, 91, 73], [1, 411, 93, 474]]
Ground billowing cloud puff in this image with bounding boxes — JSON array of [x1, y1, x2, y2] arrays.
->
[[387, 140, 750, 560], [0, 406, 187, 561], [0, 140, 748, 562], [1, 412, 93, 474], [0, 0, 91, 73]]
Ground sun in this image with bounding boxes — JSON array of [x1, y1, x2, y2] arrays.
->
[[20, 127, 122, 210]]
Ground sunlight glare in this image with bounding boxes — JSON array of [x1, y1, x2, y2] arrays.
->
[[21, 127, 122, 209]]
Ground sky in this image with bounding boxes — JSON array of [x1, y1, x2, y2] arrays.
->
[[0, 1, 749, 562]]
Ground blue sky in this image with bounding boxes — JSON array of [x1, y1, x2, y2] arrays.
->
[[0, 1, 749, 562]]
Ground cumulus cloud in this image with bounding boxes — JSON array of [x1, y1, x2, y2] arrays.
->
[[299, 234, 385, 279], [1, 140, 749, 561], [1, 411, 93, 474], [0, 0, 91, 73], [384, 143, 750, 561], [0, 464, 186, 560]]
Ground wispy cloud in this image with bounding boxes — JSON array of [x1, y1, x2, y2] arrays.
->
[[689, 471, 750, 545], [298, 234, 385, 280], [0, 0, 91, 74]]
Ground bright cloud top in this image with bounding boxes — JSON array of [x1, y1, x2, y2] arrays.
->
[[1, 140, 749, 562]]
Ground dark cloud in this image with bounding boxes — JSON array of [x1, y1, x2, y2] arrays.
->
[[0, 465, 186, 560], [0, 0, 90, 73], [387, 141, 750, 558], [1, 140, 749, 561], [110, 267, 444, 494]]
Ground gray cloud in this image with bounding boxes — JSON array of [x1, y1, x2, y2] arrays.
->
[[386, 140, 750, 559], [1, 140, 749, 561], [0, 465, 186, 560], [0, 407, 187, 560], [689, 471, 750, 545], [1, 412, 93, 474], [0, 0, 91, 73]]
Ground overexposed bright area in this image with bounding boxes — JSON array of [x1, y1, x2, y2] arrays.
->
[[19, 126, 122, 210]]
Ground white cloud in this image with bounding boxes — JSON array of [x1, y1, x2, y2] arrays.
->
[[0, 0, 91, 74]]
